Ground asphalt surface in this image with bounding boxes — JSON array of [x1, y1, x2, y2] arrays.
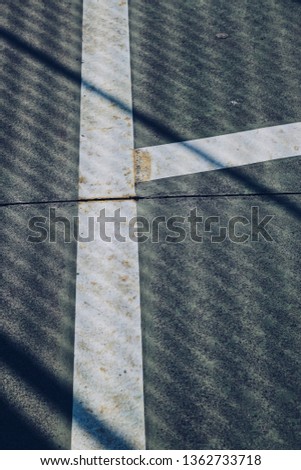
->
[[1, 0, 82, 449], [138, 157, 301, 449], [129, 0, 301, 147], [130, 1, 301, 447], [1, 0, 301, 451]]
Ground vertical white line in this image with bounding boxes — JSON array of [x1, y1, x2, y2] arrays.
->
[[78, 0, 135, 200], [72, 0, 145, 449]]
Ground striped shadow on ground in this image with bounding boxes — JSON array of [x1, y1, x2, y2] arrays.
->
[[1, 0, 300, 451], [137, 156, 301, 449]]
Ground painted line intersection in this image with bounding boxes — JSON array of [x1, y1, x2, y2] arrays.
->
[[1, 0, 300, 450]]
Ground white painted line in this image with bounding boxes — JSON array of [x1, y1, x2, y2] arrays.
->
[[79, 0, 135, 199], [72, 0, 144, 449], [72, 201, 144, 450], [135, 123, 301, 182]]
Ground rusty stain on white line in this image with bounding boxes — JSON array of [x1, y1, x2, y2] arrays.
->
[[133, 149, 152, 183]]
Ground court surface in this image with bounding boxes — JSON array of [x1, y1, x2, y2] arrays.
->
[[1, 0, 300, 449]]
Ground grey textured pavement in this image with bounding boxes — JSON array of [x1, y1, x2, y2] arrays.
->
[[1, 0, 300, 451], [1, 0, 82, 449], [130, 2, 301, 447], [1, 0, 82, 204], [129, 0, 301, 147], [0, 202, 77, 449], [138, 157, 301, 449]]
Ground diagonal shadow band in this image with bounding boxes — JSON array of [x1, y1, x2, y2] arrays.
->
[[1, 13, 300, 451], [0, 331, 133, 450], [1, 26, 300, 211]]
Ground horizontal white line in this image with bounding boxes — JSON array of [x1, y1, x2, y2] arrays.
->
[[135, 123, 301, 182]]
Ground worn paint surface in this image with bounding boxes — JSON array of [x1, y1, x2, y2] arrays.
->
[[72, 200, 144, 450], [72, 0, 144, 449], [78, 0, 135, 199], [133, 150, 152, 184], [135, 123, 301, 182]]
